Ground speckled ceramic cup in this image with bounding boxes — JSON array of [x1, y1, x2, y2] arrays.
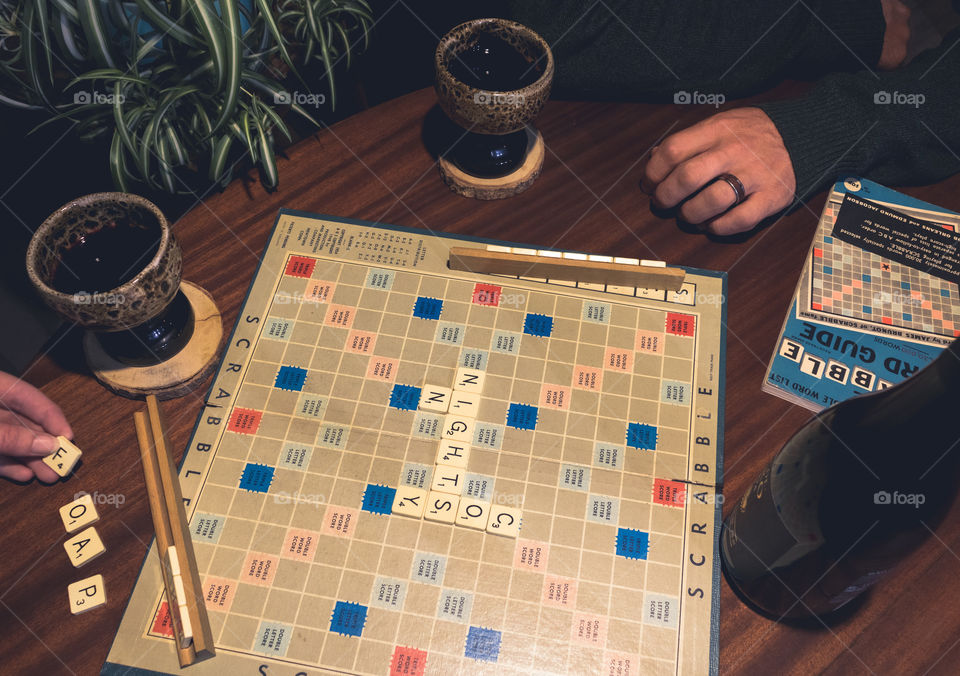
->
[[435, 18, 554, 136], [26, 193, 181, 330], [27, 193, 194, 366]]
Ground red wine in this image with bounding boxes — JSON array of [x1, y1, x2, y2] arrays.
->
[[722, 337, 960, 618], [448, 32, 541, 91], [51, 209, 160, 294]]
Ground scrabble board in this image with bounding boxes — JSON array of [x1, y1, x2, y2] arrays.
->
[[104, 211, 726, 676], [800, 183, 960, 344]]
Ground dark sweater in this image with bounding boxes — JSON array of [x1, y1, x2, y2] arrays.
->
[[503, 0, 960, 201], [759, 26, 960, 200]]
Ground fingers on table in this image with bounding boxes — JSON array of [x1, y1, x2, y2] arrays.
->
[[644, 126, 716, 186], [707, 196, 776, 236], [678, 179, 741, 225], [654, 153, 729, 209], [0, 372, 73, 439]]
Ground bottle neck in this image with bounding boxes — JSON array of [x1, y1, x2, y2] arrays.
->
[[833, 337, 960, 443]]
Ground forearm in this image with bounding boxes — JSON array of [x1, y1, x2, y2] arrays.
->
[[759, 27, 960, 200], [505, 0, 885, 100]]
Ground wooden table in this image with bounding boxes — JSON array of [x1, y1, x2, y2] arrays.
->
[[4, 86, 960, 675]]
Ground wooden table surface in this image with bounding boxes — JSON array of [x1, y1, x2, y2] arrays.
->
[[4, 86, 960, 676]]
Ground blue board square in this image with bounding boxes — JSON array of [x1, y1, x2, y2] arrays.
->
[[330, 601, 367, 637], [239, 463, 275, 493], [389, 384, 422, 411], [523, 313, 553, 337], [362, 484, 396, 515], [862, 274, 872, 283], [626, 423, 658, 450], [274, 365, 307, 391], [616, 528, 650, 560], [413, 296, 443, 320], [823, 266, 833, 275], [824, 236, 833, 244], [465, 626, 501, 662], [506, 403, 538, 430], [901, 281, 911, 290], [862, 306, 872, 314], [942, 288, 951, 298], [903, 313, 912, 322]]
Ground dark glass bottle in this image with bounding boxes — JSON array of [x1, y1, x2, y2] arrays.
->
[[721, 337, 960, 618]]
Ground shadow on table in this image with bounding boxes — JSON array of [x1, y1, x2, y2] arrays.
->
[[650, 201, 781, 245], [421, 104, 462, 161], [722, 561, 872, 630]]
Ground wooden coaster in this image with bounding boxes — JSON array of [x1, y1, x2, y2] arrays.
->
[[83, 281, 222, 400], [439, 128, 544, 200]]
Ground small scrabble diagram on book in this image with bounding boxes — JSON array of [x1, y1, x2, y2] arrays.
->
[[104, 211, 726, 675]]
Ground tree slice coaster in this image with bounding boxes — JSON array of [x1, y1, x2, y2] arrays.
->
[[439, 128, 544, 200], [83, 281, 222, 400]]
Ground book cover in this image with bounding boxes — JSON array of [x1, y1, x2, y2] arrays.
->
[[763, 178, 957, 410]]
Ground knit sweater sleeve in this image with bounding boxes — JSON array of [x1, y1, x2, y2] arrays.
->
[[758, 27, 960, 200], [506, 0, 886, 99]]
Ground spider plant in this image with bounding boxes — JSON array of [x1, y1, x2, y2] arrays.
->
[[0, 0, 373, 192]]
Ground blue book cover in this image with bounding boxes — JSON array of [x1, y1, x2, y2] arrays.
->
[[763, 178, 957, 410]]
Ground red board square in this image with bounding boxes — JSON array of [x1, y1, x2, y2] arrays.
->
[[472, 283, 502, 307], [228, 407, 263, 434], [665, 312, 696, 337], [390, 646, 427, 676], [653, 479, 686, 507], [150, 601, 175, 638], [285, 255, 316, 278], [813, 248, 823, 258], [812, 303, 823, 311]]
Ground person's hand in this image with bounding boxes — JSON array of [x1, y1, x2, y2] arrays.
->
[[642, 107, 796, 236], [879, 0, 911, 70], [0, 372, 73, 483]]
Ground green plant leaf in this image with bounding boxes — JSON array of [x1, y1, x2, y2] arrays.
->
[[156, 129, 176, 193], [53, 11, 87, 62], [78, 0, 117, 68], [208, 133, 234, 183], [50, 0, 80, 22], [109, 131, 131, 191], [163, 121, 187, 165], [252, 0, 295, 73], [21, 2, 54, 107], [212, 0, 241, 131], [258, 101, 291, 142], [70, 69, 152, 86], [252, 100, 277, 189], [242, 70, 319, 127], [34, 0, 55, 85], [131, 0, 203, 48], [186, 0, 226, 90]]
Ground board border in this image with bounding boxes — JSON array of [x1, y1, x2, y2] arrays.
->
[[103, 208, 727, 676]]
